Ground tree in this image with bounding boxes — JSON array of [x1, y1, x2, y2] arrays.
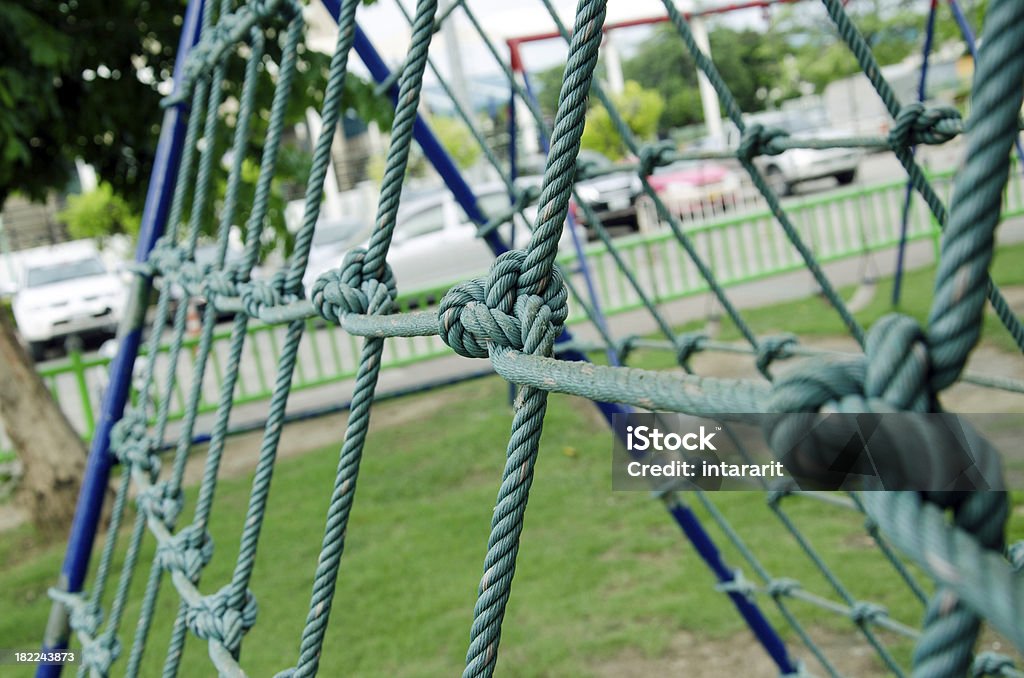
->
[[0, 0, 390, 531], [430, 115, 481, 170], [0, 0, 185, 210], [620, 23, 793, 134], [0, 1, 389, 216], [59, 182, 141, 243], [0, 308, 88, 533], [581, 81, 664, 160], [774, 0, 931, 93]]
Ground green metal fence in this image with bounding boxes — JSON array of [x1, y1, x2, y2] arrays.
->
[[4, 162, 1023, 462]]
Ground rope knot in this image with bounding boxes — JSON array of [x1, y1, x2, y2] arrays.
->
[[864, 314, 932, 411], [240, 270, 299, 319], [714, 569, 755, 596], [71, 599, 104, 637], [615, 334, 639, 364], [767, 578, 801, 597], [147, 239, 188, 278], [849, 600, 887, 626], [972, 652, 1017, 677], [203, 266, 241, 299], [49, 589, 104, 636], [438, 250, 567, 359], [111, 407, 159, 476], [737, 123, 788, 162], [765, 479, 796, 506], [889, 103, 961, 148], [673, 331, 707, 367], [638, 140, 676, 176], [185, 585, 258, 656], [756, 333, 798, 376], [311, 248, 397, 322], [80, 633, 121, 676], [137, 479, 184, 527], [574, 157, 603, 181], [157, 525, 214, 581], [768, 356, 866, 414]]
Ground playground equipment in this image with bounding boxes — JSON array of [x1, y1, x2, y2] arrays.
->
[[39, 0, 1024, 676]]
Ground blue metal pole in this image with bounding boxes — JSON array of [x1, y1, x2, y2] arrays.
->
[[665, 498, 799, 674], [36, 0, 205, 674], [338, 6, 796, 676], [893, 0, 937, 307]]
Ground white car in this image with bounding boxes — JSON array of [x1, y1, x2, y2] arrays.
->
[[302, 183, 586, 300], [719, 109, 863, 196], [13, 249, 127, 359]]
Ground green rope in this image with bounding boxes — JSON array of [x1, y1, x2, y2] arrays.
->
[[287, 0, 437, 675], [53, 0, 1024, 676]]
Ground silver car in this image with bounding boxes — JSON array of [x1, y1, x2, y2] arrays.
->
[[302, 183, 584, 300], [720, 109, 863, 196]]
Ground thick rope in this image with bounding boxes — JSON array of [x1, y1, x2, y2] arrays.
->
[[53, 1, 1024, 677]]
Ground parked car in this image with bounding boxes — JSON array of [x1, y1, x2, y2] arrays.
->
[[302, 183, 585, 300], [566, 150, 643, 232], [12, 247, 127, 360], [646, 160, 742, 216], [304, 216, 371, 283], [720, 109, 863, 196]]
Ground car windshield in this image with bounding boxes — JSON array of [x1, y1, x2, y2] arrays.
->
[[776, 110, 830, 134], [194, 244, 244, 267], [576, 150, 612, 172], [312, 220, 363, 247], [397, 202, 445, 239], [25, 257, 106, 287]]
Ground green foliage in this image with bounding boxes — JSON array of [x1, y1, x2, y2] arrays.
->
[[0, 0, 391, 252], [533, 1, 981, 136], [774, 0, 940, 93], [429, 115, 481, 170], [222, 142, 312, 260], [58, 182, 141, 242], [0, 0, 185, 209], [0, 373, 939, 674], [581, 81, 664, 160]]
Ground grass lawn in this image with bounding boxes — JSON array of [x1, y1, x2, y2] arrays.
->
[[0, 377, 948, 677], [1, 244, 1022, 676], [606, 240, 1024, 371]]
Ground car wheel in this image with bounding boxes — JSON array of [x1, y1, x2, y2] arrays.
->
[[835, 169, 857, 186], [764, 166, 791, 197]]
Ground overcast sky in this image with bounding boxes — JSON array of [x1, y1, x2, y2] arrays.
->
[[305, 0, 770, 83]]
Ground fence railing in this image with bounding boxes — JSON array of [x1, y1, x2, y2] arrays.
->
[[3, 163, 1022, 466]]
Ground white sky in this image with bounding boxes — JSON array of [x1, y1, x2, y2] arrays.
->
[[305, 0, 771, 82]]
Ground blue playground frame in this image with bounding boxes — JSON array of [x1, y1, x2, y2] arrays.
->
[[40, 1, 799, 674]]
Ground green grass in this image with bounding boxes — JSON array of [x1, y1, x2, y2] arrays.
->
[[2, 245, 1022, 675], [604, 241, 1024, 371], [7, 372, 1022, 676]]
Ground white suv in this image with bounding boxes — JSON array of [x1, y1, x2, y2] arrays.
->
[[12, 248, 127, 359]]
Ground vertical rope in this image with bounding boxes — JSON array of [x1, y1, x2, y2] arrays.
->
[[462, 2, 606, 676], [286, 1, 438, 675]]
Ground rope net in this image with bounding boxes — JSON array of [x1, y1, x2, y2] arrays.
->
[[46, 0, 1024, 676]]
